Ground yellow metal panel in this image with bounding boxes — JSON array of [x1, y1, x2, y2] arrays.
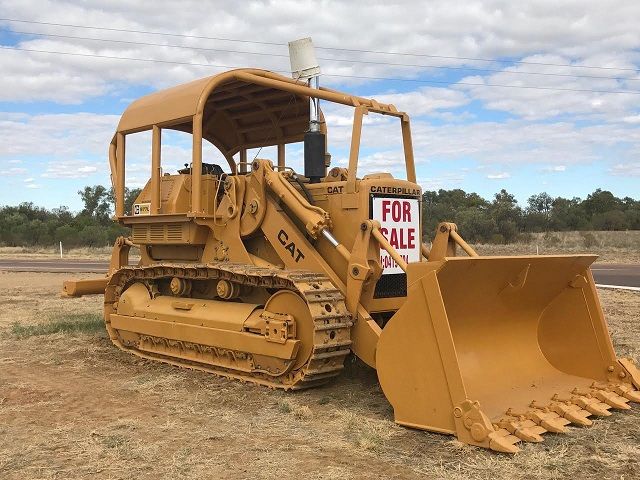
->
[[110, 314, 299, 360]]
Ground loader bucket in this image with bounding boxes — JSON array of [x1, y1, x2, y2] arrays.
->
[[376, 255, 640, 453]]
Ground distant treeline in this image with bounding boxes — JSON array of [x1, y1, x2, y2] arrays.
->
[[423, 188, 640, 243], [0, 186, 140, 248], [0, 186, 638, 248]]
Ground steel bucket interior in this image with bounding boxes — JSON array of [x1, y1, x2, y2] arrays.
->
[[435, 255, 612, 419]]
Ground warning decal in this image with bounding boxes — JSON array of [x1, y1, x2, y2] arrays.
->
[[371, 196, 421, 275]]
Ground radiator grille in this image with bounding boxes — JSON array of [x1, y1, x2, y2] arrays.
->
[[149, 224, 165, 241], [166, 223, 183, 241], [131, 225, 147, 243], [132, 223, 185, 243]]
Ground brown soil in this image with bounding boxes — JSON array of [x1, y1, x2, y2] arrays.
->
[[0, 272, 638, 479]]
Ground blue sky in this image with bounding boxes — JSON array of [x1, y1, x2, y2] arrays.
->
[[1, 0, 639, 211]]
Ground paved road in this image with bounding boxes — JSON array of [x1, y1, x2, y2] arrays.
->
[[0, 259, 638, 289], [0, 259, 108, 273], [590, 264, 640, 289]]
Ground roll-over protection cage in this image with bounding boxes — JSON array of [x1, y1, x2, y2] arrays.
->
[[110, 68, 416, 218]]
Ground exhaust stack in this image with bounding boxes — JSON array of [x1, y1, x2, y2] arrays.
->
[[288, 37, 325, 183]]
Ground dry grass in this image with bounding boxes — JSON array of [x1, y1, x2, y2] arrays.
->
[[3, 231, 639, 264], [0, 272, 638, 479], [471, 230, 640, 264], [9, 313, 104, 339], [0, 245, 113, 260]]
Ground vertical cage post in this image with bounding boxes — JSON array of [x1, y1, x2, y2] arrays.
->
[[151, 125, 162, 213], [277, 144, 285, 169], [115, 132, 126, 217], [192, 114, 203, 214]]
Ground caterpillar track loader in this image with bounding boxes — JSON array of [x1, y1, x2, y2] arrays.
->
[[64, 65, 639, 453]]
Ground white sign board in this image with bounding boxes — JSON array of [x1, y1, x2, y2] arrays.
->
[[371, 197, 421, 275]]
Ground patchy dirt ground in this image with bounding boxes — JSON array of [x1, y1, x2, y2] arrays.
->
[[0, 272, 638, 479]]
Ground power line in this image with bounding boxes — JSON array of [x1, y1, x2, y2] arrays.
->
[[1, 17, 639, 73], [6, 28, 640, 83], [3, 45, 640, 96]]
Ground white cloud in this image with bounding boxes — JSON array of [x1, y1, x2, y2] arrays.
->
[[417, 172, 466, 191], [0, 112, 118, 157], [456, 53, 640, 121], [41, 160, 102, 179], [409, 119, 640, 166], [609, 162, 640, 177], [0, 1, 639, 205], [336, 150, 408, 177], [487, 172, 510, 179], [1, 1, 640, 104], [542, 165, 567, 172], [0, 166, 27, 175], [23, 177, 34, 182], [376, 87, 469, 116], [26, 183, 40, 189]]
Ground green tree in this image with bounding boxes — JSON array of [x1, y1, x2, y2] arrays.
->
[[592, 210, 627, 230], [524, 192, 554, 232], [78, 225, 109, 247], [490, 189, 522, 243], [78, 185, 111, 223], [549, 197, 588, 230], [456, 208, 497, 243], [582, 189, 621, 217]]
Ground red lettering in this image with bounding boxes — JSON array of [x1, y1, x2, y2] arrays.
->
[[407, 228, 415, 248], [402, 201, 411, 221], [392, 201, 401, 222], [380, 227, 388, 237], [389, 228, 399, 248], [382, 200, 391, 221]]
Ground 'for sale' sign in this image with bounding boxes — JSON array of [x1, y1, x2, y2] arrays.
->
[[371, 197, 421, 275]]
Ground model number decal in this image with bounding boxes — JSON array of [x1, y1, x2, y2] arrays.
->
[[277, 229, 305, 263], [133, 203, 151, 215]]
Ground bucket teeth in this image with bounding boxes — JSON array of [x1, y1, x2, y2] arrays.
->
[[487, 428, 520, 453], [530, 412, 570, 434], [553, 393, 612, 417], [497, 418, 546, 443], [611, 384, 640, 403], [591, 390, 631, 410], [509, 408, 570, 434], [547, 402, 593, 427]]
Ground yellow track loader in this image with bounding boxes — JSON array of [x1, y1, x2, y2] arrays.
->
[[64, 66, 639, 453]]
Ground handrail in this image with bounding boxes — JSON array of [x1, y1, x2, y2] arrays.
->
[[421, 243, 430, 260], [449, 229, 479, 257], [320, 223, 412, 274], [371, 226, 409, 273]]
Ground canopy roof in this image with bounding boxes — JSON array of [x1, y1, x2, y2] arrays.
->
[[116, 69, 314, 158]]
